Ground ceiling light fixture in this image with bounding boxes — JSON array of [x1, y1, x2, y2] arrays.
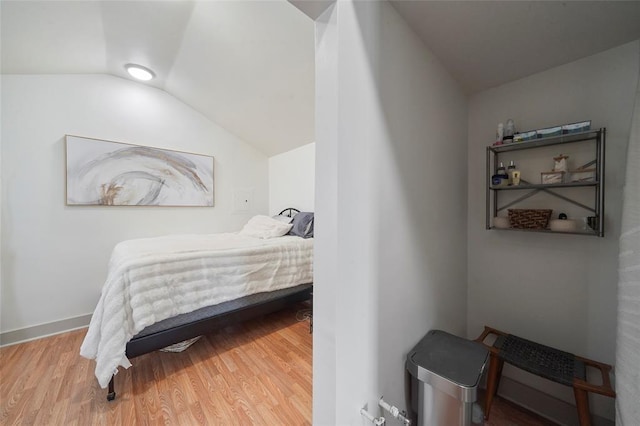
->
[[125, 64, 155, 81]]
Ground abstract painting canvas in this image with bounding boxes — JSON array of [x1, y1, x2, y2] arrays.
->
[[66, 135, 214, 206]]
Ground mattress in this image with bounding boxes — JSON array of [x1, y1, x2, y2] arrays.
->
[[80, 233, 314, 388]]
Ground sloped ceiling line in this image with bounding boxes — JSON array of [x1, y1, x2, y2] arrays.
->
[[4, 1, 640, 155], [1, 0, 315, 157], [100, 0, 196, 91]]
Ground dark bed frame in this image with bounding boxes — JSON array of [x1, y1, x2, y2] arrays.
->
[[106, 208, 311, 401]]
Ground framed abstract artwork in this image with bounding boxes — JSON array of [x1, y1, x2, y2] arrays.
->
[[65, 135, 214, 206]]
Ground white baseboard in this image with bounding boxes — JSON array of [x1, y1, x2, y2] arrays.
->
[[496, 376, 614, 426], [0, 314, 91, 347]]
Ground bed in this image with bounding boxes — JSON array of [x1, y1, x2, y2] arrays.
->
[[80, 208, 313, 401]]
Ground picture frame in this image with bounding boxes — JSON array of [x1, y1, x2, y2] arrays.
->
[[65, 135, 214, 206]]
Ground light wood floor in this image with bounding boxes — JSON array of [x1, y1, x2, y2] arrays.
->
[[1, 306, 554, 426], [1, 305, 312, 425], [484, 395, 557, 426]]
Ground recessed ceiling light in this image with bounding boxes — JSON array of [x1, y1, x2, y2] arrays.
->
[[125, 64, 155, 81]]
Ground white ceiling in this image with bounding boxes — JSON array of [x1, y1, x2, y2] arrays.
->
[[1, 0, 315, 157], [2, 1, 640, 156], [390, 1, 640, 94]]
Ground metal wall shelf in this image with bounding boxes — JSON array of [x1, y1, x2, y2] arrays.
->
[[488, 129, 601, 153], [486, 128, 605, 237], [490, 181, 598, 191], [490, 227, 599, 237]]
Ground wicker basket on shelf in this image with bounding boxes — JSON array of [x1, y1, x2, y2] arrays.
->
[[508, 209, 553, 229]]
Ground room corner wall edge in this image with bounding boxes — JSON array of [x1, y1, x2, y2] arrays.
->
[[287, 0, 334, 21], [0, 314, 92, 347]]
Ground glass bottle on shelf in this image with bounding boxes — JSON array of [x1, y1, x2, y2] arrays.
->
[[491, 162, 509, 187], [507, 161, 520, 186], [503, 119, 515, 143]]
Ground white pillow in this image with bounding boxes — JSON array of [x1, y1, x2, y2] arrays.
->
[[239, 215, 293, 239], [271, 214, 294, 224]]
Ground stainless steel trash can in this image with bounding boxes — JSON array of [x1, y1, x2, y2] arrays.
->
[[406, 330, 489, 426]]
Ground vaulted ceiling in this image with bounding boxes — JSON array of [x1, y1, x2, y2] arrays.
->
[[1, 1, 315, 157], [3, 1, 640, 157], [390, 0, 640, 94]]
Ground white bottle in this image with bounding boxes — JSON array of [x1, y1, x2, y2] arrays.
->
[[496, 123, 504, 143]]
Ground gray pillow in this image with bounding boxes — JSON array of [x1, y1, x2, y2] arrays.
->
[[288, 212, 314, 238]]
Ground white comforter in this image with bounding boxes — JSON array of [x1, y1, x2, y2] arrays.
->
[[80, 233, 313, 388]]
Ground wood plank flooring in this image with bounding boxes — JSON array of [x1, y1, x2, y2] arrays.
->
[[484, 395, 558, 426], [1, 305, 312, 426], [2, 306, 555, 425]]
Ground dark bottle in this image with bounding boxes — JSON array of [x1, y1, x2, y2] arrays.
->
[[491, 162, 509, 187]]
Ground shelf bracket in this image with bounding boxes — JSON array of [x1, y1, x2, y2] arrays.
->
[[497, 189, 540, 212], [539, 188, 596, 213], [497, 187, 595, 213]]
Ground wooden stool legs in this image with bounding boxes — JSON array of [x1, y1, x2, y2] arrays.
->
[[484, 353, 504, 420], [574, 388, 591, 426], [484, 354, 593, 425], [476, 326, 613, 425]]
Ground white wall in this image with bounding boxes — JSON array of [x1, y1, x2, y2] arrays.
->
[[467, 41, 640, 421], [269, 142, 315, 214], [314, 1, 468, 423], [0, 75, 3, 333], [1, 74, 269, 335], [313, 5, 339, 424]]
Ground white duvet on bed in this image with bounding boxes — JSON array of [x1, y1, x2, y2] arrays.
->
[[80, 233, 313, 388]]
